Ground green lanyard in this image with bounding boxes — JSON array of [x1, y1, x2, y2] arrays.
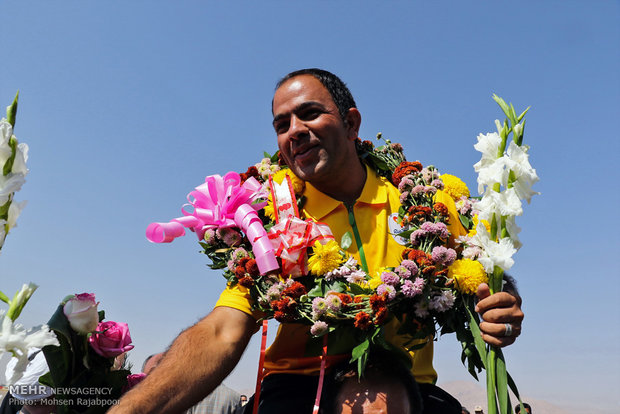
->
[[346, 203, 369, 273]]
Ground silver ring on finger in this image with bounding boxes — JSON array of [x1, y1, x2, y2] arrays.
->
[[503, 323, 513, 337]]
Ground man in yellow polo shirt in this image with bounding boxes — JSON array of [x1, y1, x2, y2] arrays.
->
[[112, 69, 524, 414]]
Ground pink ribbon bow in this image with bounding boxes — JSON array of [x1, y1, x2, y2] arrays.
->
[[146, 172, 279, 275]]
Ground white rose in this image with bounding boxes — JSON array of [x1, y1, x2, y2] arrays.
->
[[63, 293, 99, 334]]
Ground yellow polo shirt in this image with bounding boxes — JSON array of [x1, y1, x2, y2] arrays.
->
[[215, 165, 466, 382]]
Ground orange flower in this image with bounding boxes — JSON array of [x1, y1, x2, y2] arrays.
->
[[354, 312, 373, 330], [392, 161, 423, 186], [433, 202, 448, 216]]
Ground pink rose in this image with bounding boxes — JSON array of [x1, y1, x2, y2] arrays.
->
[[88, 321, 134, 358], [122, 373, 147, 394], [63, 293, 99, 334]]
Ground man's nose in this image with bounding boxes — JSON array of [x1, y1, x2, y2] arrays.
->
[[288, 115, 308, 140]]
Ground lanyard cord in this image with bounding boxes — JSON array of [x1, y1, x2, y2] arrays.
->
[[346, 203, 368, 273]]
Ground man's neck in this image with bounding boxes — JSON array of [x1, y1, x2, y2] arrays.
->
[[310, 160, 367, 205]]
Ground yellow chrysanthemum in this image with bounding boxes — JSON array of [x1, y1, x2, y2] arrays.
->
[[263, 196, 276, 221], [448, 259, 488, 295], [272, 169, 305, 195], [467, 215, 491, 237], [440, 174, 470, 201], [367, 269, 386, 290], [307, 240, 343, 275]]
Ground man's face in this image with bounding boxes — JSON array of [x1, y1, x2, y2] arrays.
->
[[272, 75, 357, 185]]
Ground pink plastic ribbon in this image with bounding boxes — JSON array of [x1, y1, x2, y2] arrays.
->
[[146, 172, 279, 275]]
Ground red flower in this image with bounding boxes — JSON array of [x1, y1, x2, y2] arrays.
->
[[408, 249, 431, 266], [338, 293, 353, 305], [234, 266, 247, 279], [354, 312, 373, 330], [282, 282, 307, 299], [392, 161, 423, 186], [421, 265, 436, 276], [433, 202, 449, 216], [369, 294, 386, 312], [245, 259, 259, 276], [409, 206, 432, 216], [238, 276, 254, 288], [240, 166, 259, 183], [374, 307, 389, 325]]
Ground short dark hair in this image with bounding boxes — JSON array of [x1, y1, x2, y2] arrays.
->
[[515, 402, 532, 413], [275, 68, 357, 122]]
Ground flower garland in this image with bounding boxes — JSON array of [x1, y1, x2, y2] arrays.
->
[[190, 138, 487, 375], [148, 95, 536, 414]]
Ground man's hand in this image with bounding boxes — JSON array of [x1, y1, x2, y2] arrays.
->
[[475, 283, 524, 347]]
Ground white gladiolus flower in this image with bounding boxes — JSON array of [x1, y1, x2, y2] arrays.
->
[[504, 216, 522, 250], [0, 174, 26, 197], [472, 224, 516, 272], [11, 143, 29, 175], [473, 132, 502, 166], [9, 283, 38, 313], [0, 119, 12, 167], [477, 189, 523, 222], [475, 157, 509, 194], [7, 200, 27, 230], [505, 141, 539, 203], [0, 311, 59, 384]]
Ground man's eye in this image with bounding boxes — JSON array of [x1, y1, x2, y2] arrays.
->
[[300, 110, 321, 121], [274, 121, 289, 134]]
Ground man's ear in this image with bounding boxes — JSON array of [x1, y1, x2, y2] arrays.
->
[[344, 108, 362, 140]]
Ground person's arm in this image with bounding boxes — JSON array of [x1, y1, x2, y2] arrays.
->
[[109, 306, 256, 414], [475, 275, 524, 347]]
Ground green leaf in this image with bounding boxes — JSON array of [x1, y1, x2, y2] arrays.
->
[[6, 91, 18, 127], [351, 338, 370, 361], [98, 310, 105, 322], [517, 106, 531, 123], [496, 350, 510, 414], [348, 283, 369, 295], [340, 231, 353, 250], [492, 94, 511, 121], [465, 306, 487, 370], [0, 291, 9, 304], [263, 151, 272, 159], [459, 213, 472, 230], [487, 349, 498, 414]]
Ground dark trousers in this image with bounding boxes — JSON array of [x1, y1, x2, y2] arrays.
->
[[243, 374, 462, 414]]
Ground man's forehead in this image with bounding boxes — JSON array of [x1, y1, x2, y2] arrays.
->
[[272, 75, 334, 114]]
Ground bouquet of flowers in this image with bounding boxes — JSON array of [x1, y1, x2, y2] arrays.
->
[[1, 95, 142, 413], [40, 292, 141, 413], [147, 95, 537, 414]]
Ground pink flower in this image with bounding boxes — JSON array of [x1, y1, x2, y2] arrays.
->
[[431, 246, 457, 266], [63, 293, 100, 334], [89, 321, 134, 358], [310, 321, 329, 337], [376, 284, 396, 301], [122, 373, 147, 394]]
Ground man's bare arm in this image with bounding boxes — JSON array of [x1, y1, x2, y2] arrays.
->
[[109, 306, 256, 414]]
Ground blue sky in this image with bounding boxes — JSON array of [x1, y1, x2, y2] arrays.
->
[[1, 2, 619, 412]]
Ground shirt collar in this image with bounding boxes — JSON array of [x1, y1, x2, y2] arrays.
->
[[303, 164, 388, 220]]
